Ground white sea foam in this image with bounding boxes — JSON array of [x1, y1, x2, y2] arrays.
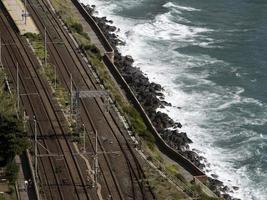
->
[[163, 2, 201, 12], [82, 1, 267, 199]]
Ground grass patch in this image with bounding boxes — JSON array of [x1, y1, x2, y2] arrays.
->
[[200, 194, 218, 200], [52, 0, 79, 22], [189, 184, 219, 200], [165, 164, 179, 175], [0, 194, 5, 200], [24, 33, 71, 125], [24, 33, 45, 60], [40, 64, 69, 109], [144, 164, 188, 200]]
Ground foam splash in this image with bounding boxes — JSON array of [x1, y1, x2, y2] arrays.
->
[[163, 2, 201, 12]]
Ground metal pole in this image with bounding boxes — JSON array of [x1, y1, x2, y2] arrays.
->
[[94, 130, 98, 188], [75, 90, 80, 135], [34, 116, 38, 182], [44, 27, 47, 69], [23, 111, 26, 132], [24, 0, 27, 25], [70, 73, 73, 121], [54, 65, 57, 89], [16, 63, 20, 116], [82, 124, 86, 153], [4, 74, 11, 94], [0, 32, 2, 67]]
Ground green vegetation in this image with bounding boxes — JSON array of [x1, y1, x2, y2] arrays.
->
[[0, 114, 28, 184], [52, 0, 79, 22], [200, 194, 219, 200], [24, 33, 71, 125], [40, 65, 69, 109], [23, 33, 45, 60], [144, 164, 188, 200], [0, 69, 29, 185], [0, 115, 29, 166], [5, 160, 19, 185], [69, 21, 83, 33], [190, 184, 218, 200], [165, 164, 179, 175]]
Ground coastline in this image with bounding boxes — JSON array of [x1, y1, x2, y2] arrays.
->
[[80, 3, 240, 199]]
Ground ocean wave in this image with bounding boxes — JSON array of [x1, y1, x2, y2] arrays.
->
[[81, 0, 267, 199], [163, 2, 201, 12], [120, 12, 212, 44]]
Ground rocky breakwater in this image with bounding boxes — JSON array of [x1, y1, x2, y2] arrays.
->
[[84, 3, 197, 166], [82, 4, 239, 199]]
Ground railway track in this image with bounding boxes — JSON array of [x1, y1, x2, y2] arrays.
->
[[26, 0, 155, 199], [39, 1, 153, 199], [0, 9, 94, 200]]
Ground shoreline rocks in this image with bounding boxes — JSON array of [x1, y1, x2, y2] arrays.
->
[[84, 4, 194, 153], [82, 4, 239, 199]]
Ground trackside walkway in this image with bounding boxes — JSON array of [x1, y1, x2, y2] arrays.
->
[[2, 0, 39, 34]]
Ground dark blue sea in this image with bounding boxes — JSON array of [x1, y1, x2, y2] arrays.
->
[[82, 0, 267, 199]]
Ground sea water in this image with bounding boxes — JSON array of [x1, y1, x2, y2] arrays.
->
[[81, 0, 267, 199]]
